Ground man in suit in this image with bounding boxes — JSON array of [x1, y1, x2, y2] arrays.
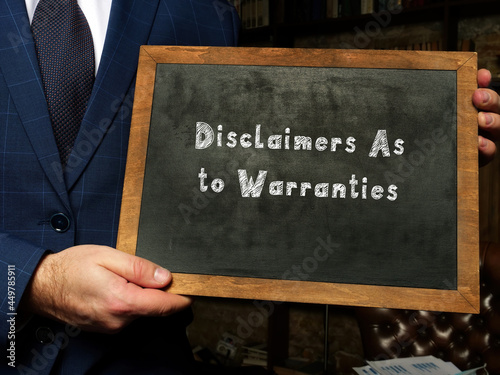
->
[[1, 1, 499, 374], [0, 0, 239, 374]]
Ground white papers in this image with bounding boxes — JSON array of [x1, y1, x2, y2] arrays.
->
[[354, 365, 382, 375], [353, 356, 486, 375]]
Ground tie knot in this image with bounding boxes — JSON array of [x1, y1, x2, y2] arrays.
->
[[33, 0, 78, 17], [32, 0, 81, 34]]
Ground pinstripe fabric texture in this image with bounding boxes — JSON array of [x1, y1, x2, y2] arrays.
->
[[0, 0, 239, 373]]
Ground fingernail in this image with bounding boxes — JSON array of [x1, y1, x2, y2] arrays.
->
[[482, 91, 491, 103], [484, 113, 493, 125], [479, 136, 487, 148], [154, 268, 170, 284]]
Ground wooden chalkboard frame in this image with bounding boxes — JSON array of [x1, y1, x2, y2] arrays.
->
[[117, 46, 478, 313]]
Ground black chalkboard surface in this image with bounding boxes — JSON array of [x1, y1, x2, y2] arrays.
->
[[117, 47, 478, 313]]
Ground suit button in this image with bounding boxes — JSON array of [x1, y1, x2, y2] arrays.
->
[[35, 327, 54, 344], [50, 213, 70, 233]]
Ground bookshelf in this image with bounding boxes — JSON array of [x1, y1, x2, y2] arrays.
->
[[233, 0, 500, 50]]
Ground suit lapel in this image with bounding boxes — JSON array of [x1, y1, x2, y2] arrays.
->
[[64, 0, 161, 190], [0, 0, 162, 196], [0, 0, 69, 207]]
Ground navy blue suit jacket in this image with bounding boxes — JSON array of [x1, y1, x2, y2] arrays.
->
[[0, 0, 238, 373]]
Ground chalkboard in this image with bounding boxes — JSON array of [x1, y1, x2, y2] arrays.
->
[[117, 47, 479, 313]]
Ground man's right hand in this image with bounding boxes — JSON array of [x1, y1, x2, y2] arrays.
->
[[21, 245, 192, 333]]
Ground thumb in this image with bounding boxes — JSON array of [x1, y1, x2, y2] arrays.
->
[[99, 247, 172, 288]]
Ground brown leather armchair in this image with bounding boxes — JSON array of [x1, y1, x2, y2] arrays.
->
[[355, 242, 500, 374]]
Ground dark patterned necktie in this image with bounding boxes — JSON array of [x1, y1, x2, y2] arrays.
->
[[32, 0, 95, 166]]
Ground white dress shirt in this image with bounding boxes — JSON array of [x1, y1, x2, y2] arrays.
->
[[25, 0, 113, 73]]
